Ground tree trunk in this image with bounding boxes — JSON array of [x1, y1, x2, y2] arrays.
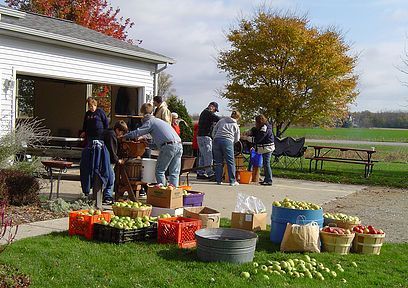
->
[[275, 122, 283, 138]]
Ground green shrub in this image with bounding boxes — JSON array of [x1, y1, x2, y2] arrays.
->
[[0, 169, 40, 206]]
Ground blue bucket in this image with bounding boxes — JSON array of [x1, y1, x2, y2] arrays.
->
[[250, 149, 263, 167], [270, 206, 323, 244]]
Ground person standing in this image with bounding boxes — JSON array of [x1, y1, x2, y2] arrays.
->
[[123, 103, 183, 187], [153, 96, 172, 124], [248, 115, 275, 186], [171, 112, 181, 135], [102, 120, 129, 204], [192, 121, 199, 159], [212, 111, 241, 186], [80, 97, 109, 141], [197, 102, 220, 179]]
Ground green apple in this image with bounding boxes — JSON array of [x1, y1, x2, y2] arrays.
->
[[240, 271, 250, 279]]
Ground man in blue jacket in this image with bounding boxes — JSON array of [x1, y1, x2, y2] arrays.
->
[[123, 103, 183, 187]]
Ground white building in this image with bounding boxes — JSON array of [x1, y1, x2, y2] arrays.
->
[[0, 5, 174, 137]]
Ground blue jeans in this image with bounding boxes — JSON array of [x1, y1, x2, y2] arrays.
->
[[197, 136, 214, 176], [103, 164, 115, 201], [262, 152, 273, 183], [156, 143, 183, 186], [213, 138, 236, 183]]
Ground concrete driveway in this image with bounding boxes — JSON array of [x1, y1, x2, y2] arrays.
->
[[40, 174, 365, 224]]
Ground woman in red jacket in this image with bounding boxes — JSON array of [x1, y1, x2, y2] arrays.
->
[[171, 112, 181, 135]]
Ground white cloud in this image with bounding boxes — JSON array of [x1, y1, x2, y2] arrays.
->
[[353, 41, 408, 111], [110, 0, 250, 115], [109, 0, 408, 114]]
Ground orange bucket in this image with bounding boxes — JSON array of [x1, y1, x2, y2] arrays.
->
[[179, 185, 193, 191], [238, 171, 252, 184]]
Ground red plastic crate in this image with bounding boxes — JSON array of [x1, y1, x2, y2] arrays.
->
[[158, 217, 202, 248], [69, 210, 111, 240]]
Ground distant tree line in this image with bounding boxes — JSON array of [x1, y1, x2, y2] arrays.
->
[[348, 111, 408, 128]]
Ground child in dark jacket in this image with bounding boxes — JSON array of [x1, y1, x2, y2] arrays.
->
[[102, 120, 128, 204]]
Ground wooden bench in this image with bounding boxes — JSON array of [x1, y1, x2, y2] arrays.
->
[[307, 145, 377, 178]]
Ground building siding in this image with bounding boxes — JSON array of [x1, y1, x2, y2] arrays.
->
[[0, 34, 155, 136]]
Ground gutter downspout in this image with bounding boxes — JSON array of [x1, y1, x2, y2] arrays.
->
[[153, 63, 169, 98]]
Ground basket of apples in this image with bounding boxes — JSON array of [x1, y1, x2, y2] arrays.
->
[[323, 212, 361, 230], [129, 202, 152, 218], [352, 225, 385, 255], [320, 226, 355, 255], [112, 201, 132, 217]]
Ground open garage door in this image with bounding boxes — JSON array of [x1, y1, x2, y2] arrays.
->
[[16, 75, 144, 137]]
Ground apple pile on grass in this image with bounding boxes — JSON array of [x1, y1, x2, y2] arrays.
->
[[324, 213, 360, 224], [353, 225, 384, 235], [273, 198, 321, 210], [322, 226, 353, 235], [76, 209, 102, 216], [100, 215, 157, 230], [113, 201, 151, 209], [241, 255, 357, 283]]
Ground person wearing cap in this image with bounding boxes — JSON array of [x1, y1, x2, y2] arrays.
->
[[171, 112, 181, 135], [197, 102, 221, 179], [153, 96, 172, 124], [123, 103, 183, 186]]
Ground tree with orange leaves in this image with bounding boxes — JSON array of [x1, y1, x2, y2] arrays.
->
[[218, 9, 359, 137], [6, 0, 134, 41]]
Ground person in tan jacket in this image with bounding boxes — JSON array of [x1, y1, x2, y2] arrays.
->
[[153, 96, 171, 124]]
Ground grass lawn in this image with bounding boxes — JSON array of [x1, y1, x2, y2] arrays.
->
[[284, 127, 408, 142], [273, 161, 408, 188], [268, 142, 408, 188], [1, 220, 407, 288]]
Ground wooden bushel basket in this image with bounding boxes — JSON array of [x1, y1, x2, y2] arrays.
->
[[112, 206, 131, 217], [130, 205, 152, 218], [320, 231, 355, 255], [124, 159, 142, 181], [352, 232, 385, 255], [119, 141, 147, 158], [324, 218, 361, 230]]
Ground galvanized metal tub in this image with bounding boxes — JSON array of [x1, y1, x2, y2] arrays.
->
[[195, 228, 258, 263]]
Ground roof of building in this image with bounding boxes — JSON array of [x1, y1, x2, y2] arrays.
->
[[0, 5, 175, 64]]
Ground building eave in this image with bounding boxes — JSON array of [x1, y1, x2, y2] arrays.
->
[[0, 21, 176, 65]]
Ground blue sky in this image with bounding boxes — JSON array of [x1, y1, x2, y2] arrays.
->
[[3, 0, 408, 115]]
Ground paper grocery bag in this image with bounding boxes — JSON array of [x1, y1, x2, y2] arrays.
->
[[280, 222, 320, 253]]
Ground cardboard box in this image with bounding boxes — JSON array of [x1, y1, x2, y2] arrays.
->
[[151, 207, 184, 217], [231, 212, 267, 232], [183, 206, 221, 228], [147, 186, 183, 209]]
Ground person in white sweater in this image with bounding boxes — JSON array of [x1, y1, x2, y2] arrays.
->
[[212, 111, 241, 186]]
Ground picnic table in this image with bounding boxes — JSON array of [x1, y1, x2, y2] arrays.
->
[[41, 160, 73, 199], [306, 145, 377, 178]]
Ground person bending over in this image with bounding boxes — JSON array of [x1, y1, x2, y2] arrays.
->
[[123, 103, 183, 187]]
